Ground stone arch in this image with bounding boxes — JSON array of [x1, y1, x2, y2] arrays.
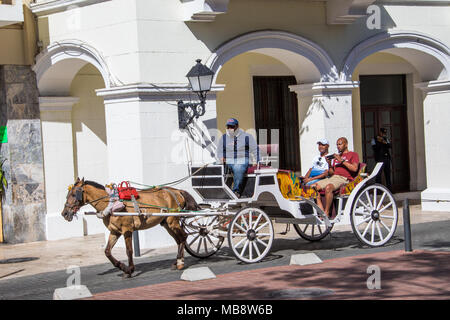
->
[[206, 30, 338, 84], [341, 31, 450, 82], [33, 39, 115, 95]]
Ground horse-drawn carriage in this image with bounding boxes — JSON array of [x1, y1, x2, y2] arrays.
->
[[182, 161, 398, 263], [63, 159, 398, 277]]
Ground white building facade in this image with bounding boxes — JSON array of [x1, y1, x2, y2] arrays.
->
[[29, 0, 450, 248]]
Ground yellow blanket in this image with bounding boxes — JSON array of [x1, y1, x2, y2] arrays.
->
[[276, 171, 318, 200]]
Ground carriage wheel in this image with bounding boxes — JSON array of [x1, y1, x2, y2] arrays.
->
[[227, 207, 274, 263], [293, 223, 333, 242], [182, 215, 224, 258], [350, 184, 398, 247]]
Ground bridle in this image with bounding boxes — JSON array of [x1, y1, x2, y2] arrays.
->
[[65, 183, 110, 214]]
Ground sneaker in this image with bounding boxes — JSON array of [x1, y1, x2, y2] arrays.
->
[[234, 191, 241, 198]]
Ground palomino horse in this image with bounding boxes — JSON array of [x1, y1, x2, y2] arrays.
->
[[61, 177, 200, 277]]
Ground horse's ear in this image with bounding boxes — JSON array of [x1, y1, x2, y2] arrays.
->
[[76, 177, 80, 183], [81, 177, 85, 184]]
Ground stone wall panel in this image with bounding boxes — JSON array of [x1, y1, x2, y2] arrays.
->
[[0, 65, 46, 244]]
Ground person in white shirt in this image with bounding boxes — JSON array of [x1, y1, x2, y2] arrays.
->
[[216, 118, 259, 197], [301, 139, 330, 186]]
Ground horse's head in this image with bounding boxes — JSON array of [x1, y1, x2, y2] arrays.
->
[[62, 177, 86, 222]]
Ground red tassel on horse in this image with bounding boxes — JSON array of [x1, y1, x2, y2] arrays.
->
[[117, 181, 139, 200]]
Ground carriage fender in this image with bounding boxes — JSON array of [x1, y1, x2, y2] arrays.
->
[[343, 162, 383, 218]]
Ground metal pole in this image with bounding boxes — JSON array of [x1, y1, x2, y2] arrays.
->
[[403, 198, 413, 252], [133, 230, 141, 257]]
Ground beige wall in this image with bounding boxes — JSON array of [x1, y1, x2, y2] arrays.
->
[[0, 2, 37, 65], [70, 63, 108, 184], [216, 52, 293, 134]]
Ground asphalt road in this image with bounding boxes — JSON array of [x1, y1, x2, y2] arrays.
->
[[1, 219, 449, 300]]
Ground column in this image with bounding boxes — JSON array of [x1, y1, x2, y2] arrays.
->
[[97, 84, 223, 249], [415, 80, 450, 211], [290, 81, 359, 175], [39, 96, 84, 240]]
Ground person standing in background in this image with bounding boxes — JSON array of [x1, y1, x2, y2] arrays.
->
[[371, 127, 392, 191]]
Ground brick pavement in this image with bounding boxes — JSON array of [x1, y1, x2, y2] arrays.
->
[[86, 250, 450, 300]]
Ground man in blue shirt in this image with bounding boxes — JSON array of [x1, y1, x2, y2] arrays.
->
[[217, 118, 259, 198]]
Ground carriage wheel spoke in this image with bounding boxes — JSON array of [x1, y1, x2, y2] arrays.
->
[[373, 188, 377, 211], [376, 221, 384, 242], [379, 202, 393, 214], [255, 221, 269, 232], [249, 211, 252, 231], [241, 215, 250, 230], [188, 234, 200, 247], [256, 233, 271, 237], [365, 191, 374, 210], [235, 222, 247, 233], [303, 224, 309, 233], [371, 221, 375, 243], [241, 240, 249, 256], [204, 236, 208, 253], [357, 199, 372, 214], [376, 193, 387, 211], [252, 242, 261, 257], [379, 219, 391, 232], [234, 237, 247, 248], [362, 220, 373, 239], [249, 240, 253, 260], [205, 234, 217, 249], [232, 233, 247, 237], [312, 225, 315, 237], [356, 216, 372, 227], [196, 236, 203, 253], [317, 225, 323, 234], [256, 238, 269, 248], [253, 213, 263, 229], [380, 214, 395, 219]]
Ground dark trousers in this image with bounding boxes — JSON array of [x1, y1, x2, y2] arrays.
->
[[376, 158, 392, 190]]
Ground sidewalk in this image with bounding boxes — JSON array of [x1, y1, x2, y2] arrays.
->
[[85, 249, 450, 300], [0, 204, 449, 281]]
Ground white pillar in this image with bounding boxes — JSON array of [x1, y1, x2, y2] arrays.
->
[[40, 97, 84, 240], [290, 81, 359, 175], [97, 84, 223, 249], [415, 80, 450, 211]]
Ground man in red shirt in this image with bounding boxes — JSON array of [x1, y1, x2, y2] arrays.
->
[[312, 137, 359, 217]]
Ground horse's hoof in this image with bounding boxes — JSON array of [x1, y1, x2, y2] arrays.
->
[[122, 273, 132, 279], [171, 263, 177, 270], [176, 264, 184, 270]]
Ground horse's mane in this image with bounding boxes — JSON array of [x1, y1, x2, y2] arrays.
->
[[85, 180, 105, 190]]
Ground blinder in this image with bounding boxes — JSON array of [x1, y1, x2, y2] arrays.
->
[[75, 188, 83, 201]]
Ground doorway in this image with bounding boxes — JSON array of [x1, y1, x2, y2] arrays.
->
[[253, 76, 300, 172], [360, 75, 410, 193]]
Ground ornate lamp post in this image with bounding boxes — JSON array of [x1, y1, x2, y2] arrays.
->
[[178, 59, 214, 129]]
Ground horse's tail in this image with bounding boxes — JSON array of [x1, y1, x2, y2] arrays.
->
[[180, 190, 202, 211]]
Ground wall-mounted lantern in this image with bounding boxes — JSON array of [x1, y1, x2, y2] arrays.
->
[[178, 59, 214, 129]]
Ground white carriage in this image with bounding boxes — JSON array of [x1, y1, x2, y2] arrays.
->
[[182, 162, 398, 263]]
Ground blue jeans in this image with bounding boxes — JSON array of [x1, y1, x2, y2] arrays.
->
[[305, 168, 327, 186], [226, 163, 249, 193]]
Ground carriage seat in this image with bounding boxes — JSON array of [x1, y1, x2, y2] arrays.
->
[[318, 163, 367, 197]]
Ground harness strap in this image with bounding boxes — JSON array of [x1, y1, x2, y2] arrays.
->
[[162, 187, 182, 211]]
